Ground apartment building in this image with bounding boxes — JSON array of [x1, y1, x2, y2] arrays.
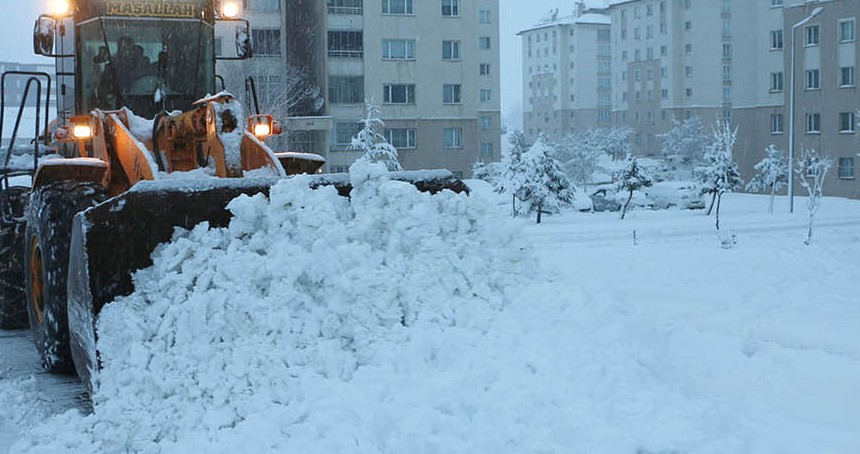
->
[[778, 0, 859, 199], [219, 0, 501, 178], [609, 0, 738, 157], [326, 0, 501, 177], [519, 3, 612, 144], [606, 0, 858, 198]]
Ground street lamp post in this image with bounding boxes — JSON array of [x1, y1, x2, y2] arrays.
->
[[788, 6, 824, 213]]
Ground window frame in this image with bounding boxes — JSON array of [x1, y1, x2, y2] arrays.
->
[[384, 128, 416, 149], [441, 0, 459, 17], [443, 83, 462, 104], [382, 0, 413, 15], [443, 127, 463, 148], [381, 39, 415, 60], [383, 83, 416, 104]]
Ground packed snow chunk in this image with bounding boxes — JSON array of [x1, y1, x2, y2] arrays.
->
[[14, 163, 536, 453]]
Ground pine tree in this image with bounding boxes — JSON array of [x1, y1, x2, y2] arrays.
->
[[746, 145, 788, 214], [518, 135, 575, 224], [349, 100, 402, 171], [695, 121, 743, 230], [615, 154, 653, 220]]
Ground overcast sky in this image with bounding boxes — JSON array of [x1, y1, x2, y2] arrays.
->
[[4, 1, 607, 129]]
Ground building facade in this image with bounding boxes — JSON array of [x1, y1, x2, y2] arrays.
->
[[222, 0, 501, 178], [519, 3, 611, 144], [605, 0, 859, 199]]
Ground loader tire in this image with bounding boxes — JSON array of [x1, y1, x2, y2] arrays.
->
[[24, 181, 107, 373], [0, 187, 30, 330]]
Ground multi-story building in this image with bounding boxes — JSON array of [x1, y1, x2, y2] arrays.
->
[[326, 0, 501, 177], [219, 0, 501, 178], [610, 0, 736, 157], [777, 0, 859, 199], [607, 0, 859, 199], [519, 2, 611, 144]]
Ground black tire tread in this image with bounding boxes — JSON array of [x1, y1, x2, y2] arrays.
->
[[24, 181, 107, 373]]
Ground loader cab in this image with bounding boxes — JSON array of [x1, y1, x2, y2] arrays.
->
[[35, 0, 250, 119], [78, 18, 215, 117]]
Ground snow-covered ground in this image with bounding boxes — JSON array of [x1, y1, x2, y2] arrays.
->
[[1, 170, 859, 453]]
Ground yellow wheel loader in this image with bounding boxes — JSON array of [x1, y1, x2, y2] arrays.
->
[[0, 0, 466, 394]]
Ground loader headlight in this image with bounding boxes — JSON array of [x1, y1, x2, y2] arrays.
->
[[70, 116, 93, 140], [248, 114, 274, 139], [50, 0, 71, 17], [222, 1, 240, 18]]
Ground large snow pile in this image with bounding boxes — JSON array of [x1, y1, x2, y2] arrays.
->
[[14, 163, 545, 453]]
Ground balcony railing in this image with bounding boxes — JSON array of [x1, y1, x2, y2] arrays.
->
[[328, 6, 363, 15], [328, 50, 364, 59]]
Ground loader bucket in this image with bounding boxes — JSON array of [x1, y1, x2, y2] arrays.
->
[[67, 171, 468, 393]]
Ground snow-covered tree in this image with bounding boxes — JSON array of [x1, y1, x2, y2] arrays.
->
[[349, 100, 402, 171], [498, 131, 530, 217], [659, 116, 707, 164], [471, 161, 502, 189], [554, 134, 603, 189], [518, 135, 575, 224], [695, 121, 743, 230], [746, 145, 788, 214], [616, 154, 653, 220], [795, 148, 833, 246]]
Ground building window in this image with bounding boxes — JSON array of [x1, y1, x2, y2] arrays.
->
[[685, 43, 693, 54], [444, 127, 462, 148], [771, 0, 783, 6], [252, 29, 281, 56], [805, 69, 820, 89], [480, 89, 491, 102], [806, 113, 821, 133], [722, 43, 732, 59], [479, 37, 491, 49], [247, 0, 281, 12], [442, 0, 459, 17], [770, 72, 784, 92], [840, 19, 855, 42], [723, 65, 732, 82], [480, 63, 491, 76], [480, 142, 494, 158], [382, 0, 413, 14], [685, 88, 693, 99], [328, 30, 363, 58], [443, 84, 461, 104], [382, 39, 415, 59], [770, 30, 783, 49], [661, 88, 668, 100], [442, 40, 460, 60], [385, 128, 416, 148], [328, 76, 364, 104], [479, 9, 491, 24], [841, 66, 855, 87], [805, 25, 820, 46], [685, 66, 693, 78], [326, 0, 361, 14], [480, 116, 492, 129], [840, 112, 855, 133], [771, 113, 784, 133], [383, 84, 415, 104], [838, 157, 855, 179], [333, 121, 362, 149], [684, 0, 691, 9]]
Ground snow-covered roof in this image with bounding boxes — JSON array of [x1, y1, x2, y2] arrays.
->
[[518, 10, 610, 34]]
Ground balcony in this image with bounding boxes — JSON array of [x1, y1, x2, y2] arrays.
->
[[328, 6, 362, 15]]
